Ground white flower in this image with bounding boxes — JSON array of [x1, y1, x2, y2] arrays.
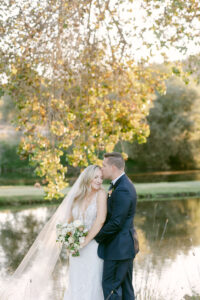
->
[[79, 237, 85, 244], [57, 236, 64, 243], [68, 236, 74, 244], [61, 229, 67, 236], [73, 220, 82, 228], [67, 223, 74, 231]]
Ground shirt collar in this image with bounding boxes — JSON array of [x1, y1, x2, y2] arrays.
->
[[112, 172, 125, 186]]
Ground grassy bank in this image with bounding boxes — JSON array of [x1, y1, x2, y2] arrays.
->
[[0, 181, 200, 207]]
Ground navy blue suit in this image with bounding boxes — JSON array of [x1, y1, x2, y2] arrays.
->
[[95, 174, 137, 300]]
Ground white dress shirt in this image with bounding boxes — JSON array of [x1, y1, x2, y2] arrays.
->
[[111, 172, 125, 186]]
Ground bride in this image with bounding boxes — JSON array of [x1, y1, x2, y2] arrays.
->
[[63, 165, 107, 299], [0, 165, 107, 300]]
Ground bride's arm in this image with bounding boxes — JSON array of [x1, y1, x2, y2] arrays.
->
[[68, 210, 73, 223], [81, 189, 107, 247]]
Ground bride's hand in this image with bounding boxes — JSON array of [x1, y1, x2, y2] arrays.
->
[[80, 237, 89, 248]]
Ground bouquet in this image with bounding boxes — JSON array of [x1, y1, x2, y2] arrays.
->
[[56, 220, 88, 256]]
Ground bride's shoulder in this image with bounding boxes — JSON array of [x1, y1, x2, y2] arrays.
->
[[97, 188, 107, 198]]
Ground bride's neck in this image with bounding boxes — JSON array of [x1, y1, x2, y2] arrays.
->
[[86, 189, 97, 199]]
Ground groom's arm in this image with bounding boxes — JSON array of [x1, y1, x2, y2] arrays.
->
[[94, 188, 131, 243]]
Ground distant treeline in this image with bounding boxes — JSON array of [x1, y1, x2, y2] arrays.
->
[[0, 141, 35, 178], [123, 77, 200, 171]]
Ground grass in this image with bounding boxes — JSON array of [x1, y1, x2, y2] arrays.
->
[[0, 186, 62, 206], [135, 181, 200, 200], [0, 181, 200, 206]]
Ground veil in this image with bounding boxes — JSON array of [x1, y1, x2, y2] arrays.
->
[[0, 168, 87, 300]]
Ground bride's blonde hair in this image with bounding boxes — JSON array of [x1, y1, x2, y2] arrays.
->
[[73, 165, 101, 206]]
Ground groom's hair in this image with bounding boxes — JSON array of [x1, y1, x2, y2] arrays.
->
[[104, 152, 125, 170]]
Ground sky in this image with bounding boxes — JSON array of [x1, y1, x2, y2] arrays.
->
[[0, 0, 200, 84]]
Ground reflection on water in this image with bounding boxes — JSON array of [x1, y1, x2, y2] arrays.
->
[[0, 199, 200, 300], [134, 199, 200, 300], [0, 206, 55, 273]]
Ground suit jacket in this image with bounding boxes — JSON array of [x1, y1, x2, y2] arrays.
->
[[95, 174, 137, 260]]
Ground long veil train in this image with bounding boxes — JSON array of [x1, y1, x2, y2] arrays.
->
[[0, 169, 87, 300]]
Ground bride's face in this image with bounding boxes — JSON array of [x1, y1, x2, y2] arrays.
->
[[90, 168, 103, 190]]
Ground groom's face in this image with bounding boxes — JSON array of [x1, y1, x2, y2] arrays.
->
[[102, 158, 113, 179]]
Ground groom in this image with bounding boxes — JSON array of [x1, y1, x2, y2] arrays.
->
[[95, 152, 137, 300]]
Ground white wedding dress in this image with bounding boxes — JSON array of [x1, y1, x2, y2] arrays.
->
[[63, 192, 104, 300]]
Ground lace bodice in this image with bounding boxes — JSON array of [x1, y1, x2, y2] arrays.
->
[[72, 192, 98, 230]]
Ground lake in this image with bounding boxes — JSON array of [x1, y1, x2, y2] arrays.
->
[[0, 198, 200, 300]]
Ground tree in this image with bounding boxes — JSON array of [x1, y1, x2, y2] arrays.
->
[[0, 0, 200, 198], [0, 94, 16, 124], [125, 76, 200, 170]]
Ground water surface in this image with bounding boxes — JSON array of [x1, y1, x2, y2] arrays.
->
[[0, 199, 200, 300]]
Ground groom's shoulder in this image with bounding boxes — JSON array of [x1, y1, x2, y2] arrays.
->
[[122, 174, 134, 187], [127, 176, 135, 187], [113, 174, 135, 191], [118, 175, 136, 193]]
